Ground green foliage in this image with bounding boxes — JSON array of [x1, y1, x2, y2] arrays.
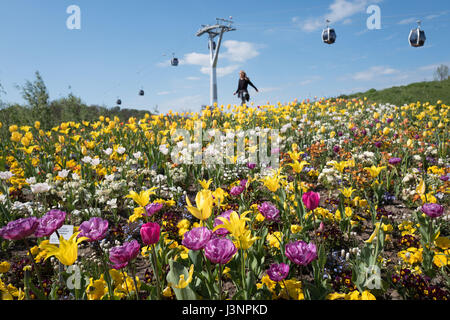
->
[[338, 78, 450, 106], [0, 71, 151, 132]]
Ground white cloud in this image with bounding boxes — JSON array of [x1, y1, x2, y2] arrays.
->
[[221, 40, 261, 62], [352, 66, 399, 81], [295, 0, 381, 32], [157, 91, 171, 96], [186, 76, 201, 81], [299, 76, 322, 86], [182, 40, 261, 78], [398, 17, 417, 25]]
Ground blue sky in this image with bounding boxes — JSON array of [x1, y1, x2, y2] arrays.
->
[[0, 0, 449, 113]]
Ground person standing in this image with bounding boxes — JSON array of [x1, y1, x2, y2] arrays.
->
[[234, 70, 258, 105]]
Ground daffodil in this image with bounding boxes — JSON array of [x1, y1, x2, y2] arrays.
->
[[186, 189, 214, 221], [41, 232, 89, 266]]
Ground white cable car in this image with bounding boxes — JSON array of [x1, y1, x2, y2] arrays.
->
[[322, 20, 336, 45], [409, 20, 426, 47]]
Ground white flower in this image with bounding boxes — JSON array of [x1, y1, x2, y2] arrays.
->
[[91, 158, 100, 167], [103, 148, 113, 156], [0, 171, 14, 180], [159, 145, 169, 155], [72, 173, 80, 180], [105, 174, 115, 182], [117, 147, 126, 155], [81, 156, 92, 164], [58, 169, 70, 179], [30, 183, 51, 194], [106, 198, 117, 209], [25, 177, 37, 184], [133, 151, 142, 159]]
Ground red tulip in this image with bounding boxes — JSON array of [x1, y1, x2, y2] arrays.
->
[[302, 191, 320, 211], [140, 222, 160, 246]]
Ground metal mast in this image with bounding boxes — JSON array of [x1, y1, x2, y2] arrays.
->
[[196, 17, 236, 106]]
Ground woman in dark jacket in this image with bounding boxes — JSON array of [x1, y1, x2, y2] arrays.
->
[[234, 70, 258, 105]]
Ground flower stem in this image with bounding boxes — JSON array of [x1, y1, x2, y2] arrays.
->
[[129, 264, 140, 300], [151, 244, 162, 300], [23, 239, 44, 293], [218, 263, 223, 300]]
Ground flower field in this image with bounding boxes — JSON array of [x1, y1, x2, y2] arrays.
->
[[0, 98, 449, 300]]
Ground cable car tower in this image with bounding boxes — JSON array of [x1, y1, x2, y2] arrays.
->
[[196, 17, 236, 106]]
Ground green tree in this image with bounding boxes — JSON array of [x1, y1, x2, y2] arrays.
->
[[20, 71, 50, 127], [434, 64, 449, 81]]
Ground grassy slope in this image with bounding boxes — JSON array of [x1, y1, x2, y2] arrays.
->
[[338, 79, 450, 106]]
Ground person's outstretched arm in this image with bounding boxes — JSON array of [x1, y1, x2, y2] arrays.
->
[[248, 80, 259, 92]]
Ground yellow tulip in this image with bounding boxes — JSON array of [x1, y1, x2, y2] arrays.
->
[[41, 232, 89, 266], [186, 189, 214, 221], [126, 188, 157, 207], [170, 265, 194, 289]]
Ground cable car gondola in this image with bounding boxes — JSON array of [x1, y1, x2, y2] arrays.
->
[[409, 20, 426, 48], [171, 53, 179, 67], [322, 19, 336, 45], [139, 89, 145, 96], [116, 99, 122, 106]]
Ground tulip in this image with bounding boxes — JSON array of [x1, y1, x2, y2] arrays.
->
[[258, 202, 280, 221], [421, 203, 444, 218], [388, 157, 402, 165], [285, 240, 317, 266], [109, 240, 141, 269], [140, 222, 161, 246], [41, 232, 89, 266], [204, 238, 237, 265], [186, 190, 214, 221], [302, 191, 320, 211], [267, 263, 290, 282], [34, 210, 67, 238], [0, 217, 38, 241], [182, 227, 212, 250], [213, 210, 233, 235], [230, 185, 245, 196], [78, 217, 109, 242], [144, 202, 163, 217]]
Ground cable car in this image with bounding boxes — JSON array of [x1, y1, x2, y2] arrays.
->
[[208, 41, 216, 50], [409, 20, 426, 47], [139, 89, 145, 96], [171, 57, 179, 66], [116, 99, 122, 105], [322, 20, 336, 45]]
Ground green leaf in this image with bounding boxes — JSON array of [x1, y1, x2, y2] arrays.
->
[[166, 259, 197, 300]]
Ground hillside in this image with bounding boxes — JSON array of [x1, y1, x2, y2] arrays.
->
[[338, 78, 450, 106]]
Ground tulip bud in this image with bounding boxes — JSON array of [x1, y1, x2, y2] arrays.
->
[[140, 222, 160, 246]]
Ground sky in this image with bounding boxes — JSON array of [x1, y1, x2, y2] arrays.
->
[[0, 0, 449, 113]]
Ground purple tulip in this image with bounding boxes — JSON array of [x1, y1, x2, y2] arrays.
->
[[109, 240, 141, 269], [258, 202, 280, 221], [144, 202, 163, 217], [33, 210, 67, 238], [360, 129, 367, 136], [0, 217, 39, 241], [388, 157, 402, 165], [285, 240, 317, 266], [230, 185, 245, 196], [267, 263, 290, 282], [375, 142, 382, 148], [78, 217, 109, 242], [204, 238, 237, 265], [140, 222, 161, 246], [247, 163, 257, 170], [333, 145, 341, 153], [239, 179, 248, 187], [421, 203, 445, 218], [337, 131, 343, 137], [213, 210, 233, 236], [302, 191, 320, 211], [182, 227, 212, 250]]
